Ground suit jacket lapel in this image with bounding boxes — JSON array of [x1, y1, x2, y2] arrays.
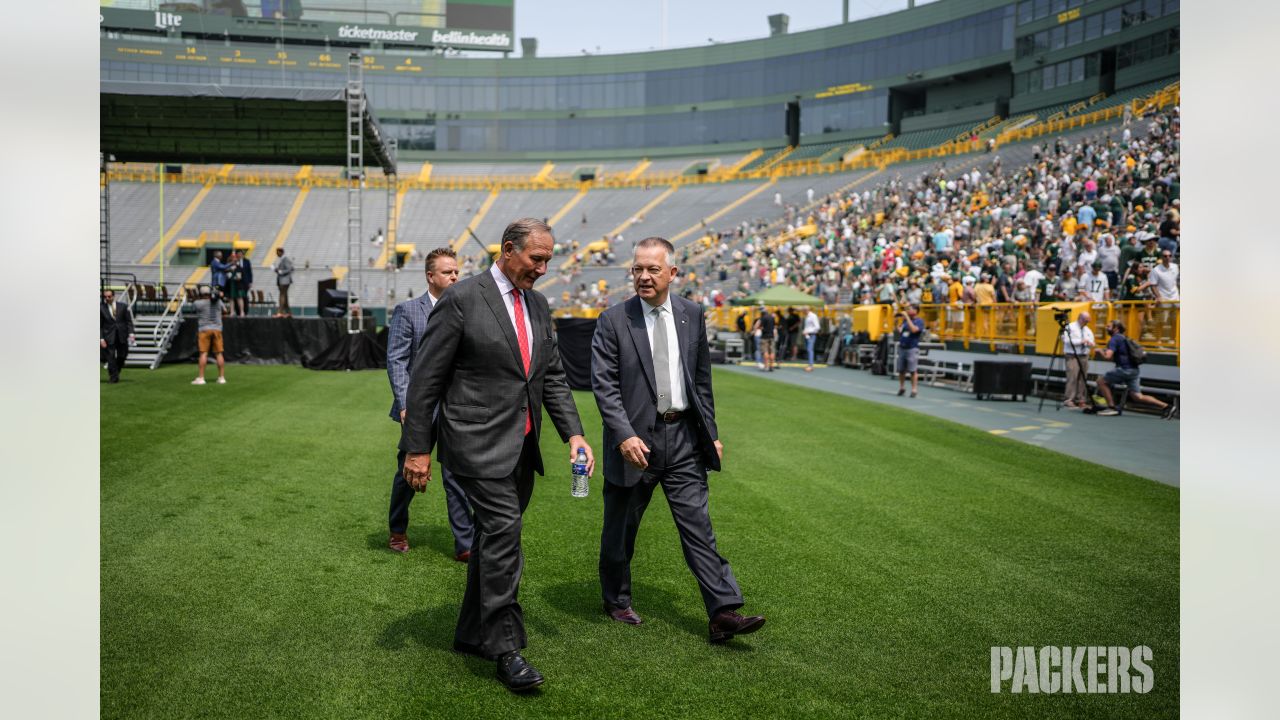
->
[[626, 296, 657, 400], [530, 293, 549, 367], [478, 272, 528, 372]]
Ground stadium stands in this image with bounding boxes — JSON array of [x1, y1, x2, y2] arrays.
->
[[882, 121, 985, 150], [105, 77, 1179, 338]]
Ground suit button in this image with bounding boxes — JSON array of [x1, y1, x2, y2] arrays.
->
[[521, 407, 527, 412]]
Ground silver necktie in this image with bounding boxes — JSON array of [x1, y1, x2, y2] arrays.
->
[[652, 306, 671, 413]]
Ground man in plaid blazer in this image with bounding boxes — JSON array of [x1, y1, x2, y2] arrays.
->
[[385, 247, 474, 559]]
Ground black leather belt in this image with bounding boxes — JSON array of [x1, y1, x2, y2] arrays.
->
[[659, 410, 687, 423]]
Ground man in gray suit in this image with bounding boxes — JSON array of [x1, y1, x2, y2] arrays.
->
[[402, 218, 594, 692], [271, 246, 294, 317], [591, 236, 764, 644], [385, 247, 474, 559]]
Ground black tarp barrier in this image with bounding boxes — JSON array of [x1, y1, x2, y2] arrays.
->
[[163, 317, 384, 368], [553, 317, 596, 391], [163, 316, 590, 378], [302, 329, 387, 370]]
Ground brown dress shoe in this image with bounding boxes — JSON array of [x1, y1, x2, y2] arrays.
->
[[455, 550, 471, 563], [604, 605, 643, 625], [388, 532, 409, 553], [708, 610, 766, 643]]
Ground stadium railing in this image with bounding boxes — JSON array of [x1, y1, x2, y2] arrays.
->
[[706, 300, 1179, 357]]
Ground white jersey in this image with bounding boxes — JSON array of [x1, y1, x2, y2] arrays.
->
[[1082, 271, 1110, 302]]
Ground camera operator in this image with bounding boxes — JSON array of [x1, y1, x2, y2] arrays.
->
[[895, 304, 926, 398], [1061, 310, 1094, 409]]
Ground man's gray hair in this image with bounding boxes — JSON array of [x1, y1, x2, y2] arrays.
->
[[501, 218, 553, 251], [634, 236, 675, 265]]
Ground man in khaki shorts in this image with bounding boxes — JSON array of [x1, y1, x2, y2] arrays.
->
[[192, 287, 227, 385]]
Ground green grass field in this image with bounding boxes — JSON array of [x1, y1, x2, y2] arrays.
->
[[101, 365, 1178, 719]]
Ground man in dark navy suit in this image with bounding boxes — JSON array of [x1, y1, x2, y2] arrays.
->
[[100, 288, 134, 384]]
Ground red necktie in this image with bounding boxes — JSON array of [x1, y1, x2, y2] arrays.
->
[[511, 289, 533, 435]]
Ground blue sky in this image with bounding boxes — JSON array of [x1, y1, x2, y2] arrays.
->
[[513, 0, 940, 57]]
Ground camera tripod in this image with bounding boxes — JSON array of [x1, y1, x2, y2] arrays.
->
[[1038, 317, 1092, 413]]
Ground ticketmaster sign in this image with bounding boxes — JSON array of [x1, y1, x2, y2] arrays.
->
[[100, 0, 514, 52]]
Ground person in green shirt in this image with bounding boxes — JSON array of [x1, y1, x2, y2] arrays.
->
[[1037, 266, 1065, 303], [1121, 262, 1153, 301], [1150, 186, 1168, 210], [1118, 234, 1142, 269], [1138, 236, 1162, 270], [1109, 195, 1126, 227]]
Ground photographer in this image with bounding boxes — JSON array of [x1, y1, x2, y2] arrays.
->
[[895, 304, 925, 398], [1060, 310, 1094, 409], [1094, 320, 1174, 418], [191, 287, 227, 386]]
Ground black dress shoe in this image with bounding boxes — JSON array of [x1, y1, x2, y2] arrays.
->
[[708, 610, 766, 644], [604, 605, 643, 625], [496, 651, 544, 692]]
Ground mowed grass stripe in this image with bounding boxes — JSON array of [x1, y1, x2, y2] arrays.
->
[[102, 365, 1177, 719]]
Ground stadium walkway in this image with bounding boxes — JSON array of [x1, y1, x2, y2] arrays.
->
[[720, 363, 1179, 487]]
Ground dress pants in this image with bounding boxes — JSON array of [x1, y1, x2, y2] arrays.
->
[[1064, 355, 1091, 405], [103, 341, 128, 382], [600, 416, 743, 619], [452, 433, 539, 659], [390, 450, 475, 556]]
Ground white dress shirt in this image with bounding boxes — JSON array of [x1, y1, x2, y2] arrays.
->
[[490, 262, 535, 363], [1062, 321, 1095, 356], [642, 295, 687, 411]]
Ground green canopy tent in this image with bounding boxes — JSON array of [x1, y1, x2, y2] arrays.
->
[[731, 285, 825, 307]]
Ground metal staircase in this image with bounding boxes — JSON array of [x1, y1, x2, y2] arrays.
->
[[124, 292, 188, 369]]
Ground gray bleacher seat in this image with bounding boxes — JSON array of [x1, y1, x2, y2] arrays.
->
[[108, 182, 205, 264]]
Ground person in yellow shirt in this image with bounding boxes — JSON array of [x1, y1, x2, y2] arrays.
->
[[1061, 214, 1078, 238], [947, 274, 965, 329], [974, 273, 997, 337]]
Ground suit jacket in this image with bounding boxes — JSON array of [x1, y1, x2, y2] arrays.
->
[[274, 255, 294, 286], [401, 271, 583, 479], [386, 292, 436, 421], [591, 294, 720, 488], [100, 301, 134, 346], [211, 258, 230, 287]]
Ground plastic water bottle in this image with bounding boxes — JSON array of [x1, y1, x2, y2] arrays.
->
[[571, 448, 589, 498]]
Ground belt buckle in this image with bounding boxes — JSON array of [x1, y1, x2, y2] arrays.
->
[[661, 410, 680, 423]]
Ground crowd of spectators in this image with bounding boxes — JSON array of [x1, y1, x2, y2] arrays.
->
[[666, 109, 1180, 339]]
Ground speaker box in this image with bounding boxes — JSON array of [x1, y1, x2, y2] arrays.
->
[[317, 281, 349, 318]]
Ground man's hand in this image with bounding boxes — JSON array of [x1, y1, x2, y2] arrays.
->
[[569, 435, 595, 477], [400, 408, 407, 423], [618, 436, 649, 470], [403, 453, 432, 492], [713, 440, 724, 462], [100, 339, 107, 349]]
